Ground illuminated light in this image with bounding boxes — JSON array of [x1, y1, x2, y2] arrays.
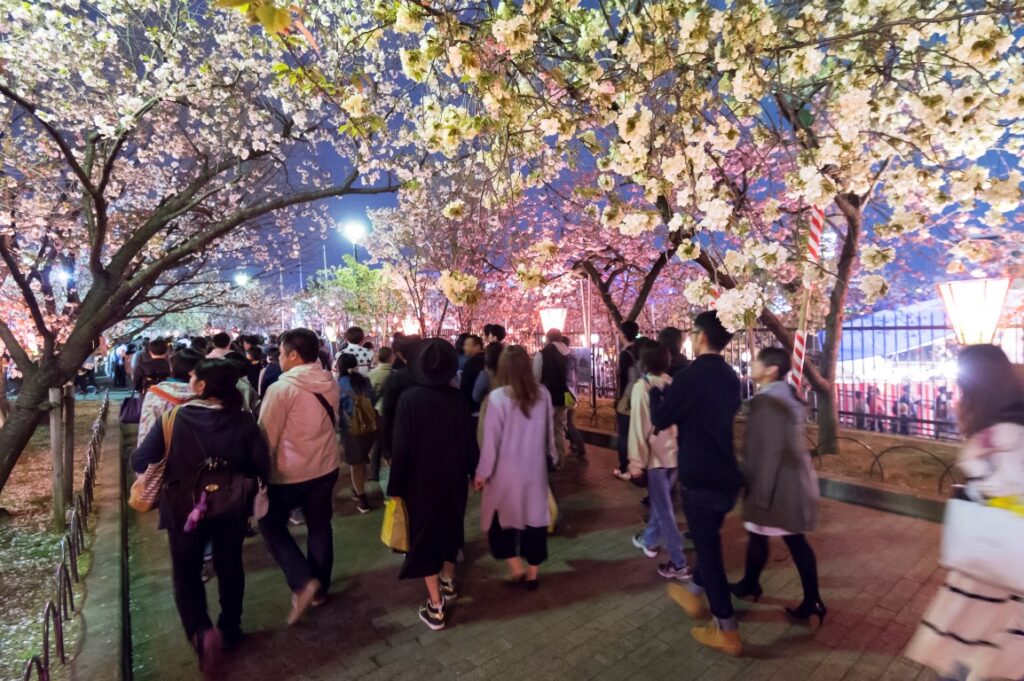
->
[[683, 336, 694, 359], [54, 269, 70, 284], [741, 351, 751, 363], [970, 268, 987, 279], [324, 325, 338, 343], [937, 278, 1011, 346], [578, 334, 587, 347], [342, 220, 368, 245], [401, 316, 420, 335], [234, 272, 250, 287], [539, 307, 567, 333], [590, 333, 600, 345]]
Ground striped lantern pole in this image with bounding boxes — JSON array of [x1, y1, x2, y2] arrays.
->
[[789, 206, 825, 393]]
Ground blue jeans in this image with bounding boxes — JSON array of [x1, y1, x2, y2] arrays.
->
[[642, 468, 686, 567], [259, 470, 338, 595], [615, 413, 630, 471], [682, 487, 738, 621]]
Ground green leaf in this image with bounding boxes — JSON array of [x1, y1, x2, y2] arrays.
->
[[798, 107, 814, 128]]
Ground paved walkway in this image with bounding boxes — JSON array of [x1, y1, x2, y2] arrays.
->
[[129, 447, 944, 681]]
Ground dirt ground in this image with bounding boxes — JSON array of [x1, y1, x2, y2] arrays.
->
[[0, 399, 102, 681], [575, 397, 960, 498]]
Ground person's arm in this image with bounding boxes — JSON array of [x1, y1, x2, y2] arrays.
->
[[618, 350, 634, 396], [386, 393, 412, 499], [744, 398, 785, 508], [475, 393, 505, 482], [627, 381, 649, 475], [650, 368, 696, 430], [471, 370, 490, 405], [130, 417, 166, 473], [257, 383, 288, 464]]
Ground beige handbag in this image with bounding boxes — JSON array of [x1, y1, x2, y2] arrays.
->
[[128, 407, 179, 512]]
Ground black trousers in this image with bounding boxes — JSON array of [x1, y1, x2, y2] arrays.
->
[[487, 516, 547, 566], [258, 470, 338, 595], [167, 515, 248, 640], [738, 531, 821, 605], [682, 488, 738, 621]]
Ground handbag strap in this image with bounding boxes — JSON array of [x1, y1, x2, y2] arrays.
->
[[313, 392, 336, 427], [161, 406, 180, 460]]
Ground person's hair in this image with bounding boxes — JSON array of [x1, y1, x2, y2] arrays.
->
[[345, 326, 365, 344], [757, 347, 791, 380], [393, 334, 421, 360], [620, 320, 640, 342], [484, 324, 507, 342], [640, 343, 670, 375], [266, 346, 280, 362], [267, 334, 279, 345], [377, 347, 393, 364], [855, 390, 863, 398], [657, 327, 683, 356], [223, 351, 248, 379], [170, 348, 204, 380], [693, 311, 733, 351], [337, 352, 370, 392], [212, 332, 231, 349], [190, 337, 209, 353], [484, 341, 503, 372], [545, 328, 563, 344], [279, 328, 321, 363], [247, 346, 264, 363], [496, 345, 540, 417], [465, 334, 483, 351], [454, 332, 470, 355], [957, 344, 1024, 438], [193, 359, 243, 411], [148, 337, 169, 356], [362, 341, 374, 350]]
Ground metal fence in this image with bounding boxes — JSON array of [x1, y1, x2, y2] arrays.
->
[[17, 392, 109, 681], [577, 313, 1024, 442]]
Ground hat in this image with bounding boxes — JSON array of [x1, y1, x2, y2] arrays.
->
[[409, 338, 458, 388]]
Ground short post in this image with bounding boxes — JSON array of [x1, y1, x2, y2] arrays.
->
[[63, 384, 75, 502], [49, 387, 66, 532]]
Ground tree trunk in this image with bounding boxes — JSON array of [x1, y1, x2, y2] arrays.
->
[[0, 370, 51, 494]]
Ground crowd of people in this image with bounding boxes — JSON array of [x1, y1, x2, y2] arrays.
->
[[122, 313, 1024, 681]]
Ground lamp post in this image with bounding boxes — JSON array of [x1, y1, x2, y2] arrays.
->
[[342, 220, 368, 262], [539, 307, 568, 334], [937, 277, 1011, 345]]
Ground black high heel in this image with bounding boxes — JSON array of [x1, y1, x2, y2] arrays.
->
[[729, 581, 763, 602], [785, 600, 827, 625]]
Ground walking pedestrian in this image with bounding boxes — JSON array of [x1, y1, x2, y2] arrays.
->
[[532, 328, 570, 467], [731, 348, 824, 625], [137, 348, 202, 445], [563, 336, 588, 459], [651, 311, 743, 656], [614, 321, 641, 480], [472, 342, 503, 439], [245, 345, 265, 391], [207, 332, 231, 359], [367, 347, 394, 481], [380, 334, 422, 460], [336, 326, 374, 376], [904, 345, 1024, 681], [483, 324, 507, 345], [388, 339, 472, 631], [133, 337, 172, 392], [337, 353, 377, 514], [627, 343, 688, 581], [476, 345, 556, 591], [257, 328, 341, 625], [853, 390, 868, 430], [130, 359, 269, 679], [658, 326, 690, 377], [258, 346, 283, 398]]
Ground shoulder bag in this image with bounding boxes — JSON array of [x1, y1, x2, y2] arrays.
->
[[128, 407, 179, 512]]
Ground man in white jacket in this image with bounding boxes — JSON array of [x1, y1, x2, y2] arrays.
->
[[258, 328, 341, 626]]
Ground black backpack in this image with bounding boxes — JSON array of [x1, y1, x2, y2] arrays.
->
[[184, 458, 257, 524]]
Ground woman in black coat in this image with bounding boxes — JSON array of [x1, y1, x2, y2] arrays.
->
[[387, 338, 471, 631]]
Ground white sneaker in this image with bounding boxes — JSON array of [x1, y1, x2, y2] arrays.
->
[[632, 533, 658, 558]]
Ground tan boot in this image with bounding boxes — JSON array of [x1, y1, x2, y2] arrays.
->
[[667, 582, 709, 619], [691, 622, 742, 656]]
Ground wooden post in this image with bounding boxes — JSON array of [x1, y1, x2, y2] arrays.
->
[[63, 384, 75, 502], [49, 387, 66, 532]]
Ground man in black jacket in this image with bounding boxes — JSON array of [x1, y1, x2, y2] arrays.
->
[[134, 337, 172, 392], [533, 329, 570, 466], [614, 321, 640, 479], [650, 311, 743, 656]]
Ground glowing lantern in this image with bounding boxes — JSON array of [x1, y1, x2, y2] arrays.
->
[[539, 307, 567, 333], [937, 278, 1011, 345]]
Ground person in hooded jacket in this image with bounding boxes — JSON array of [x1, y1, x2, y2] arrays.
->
[[257, 328, 341, 626], [532, 328, 570, 466], [131, 359, 269, 679]]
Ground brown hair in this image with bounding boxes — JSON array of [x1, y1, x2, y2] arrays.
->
[[956, 344, 1024, 438], [495, 345, 540, 417]]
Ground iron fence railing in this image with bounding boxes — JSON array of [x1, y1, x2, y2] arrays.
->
[[17, 392, 109, 681]]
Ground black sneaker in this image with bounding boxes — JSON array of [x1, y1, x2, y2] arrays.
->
[[356, 494, 371, 514], [418, 599, 446, 631], [440, 575, 458, 600]]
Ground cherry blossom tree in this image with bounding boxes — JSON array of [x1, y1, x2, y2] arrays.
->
[[0, 0, 411, 492], [296, 256, 409, 340]]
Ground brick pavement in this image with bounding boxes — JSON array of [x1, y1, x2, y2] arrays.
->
[[129, 447, 944, 681]]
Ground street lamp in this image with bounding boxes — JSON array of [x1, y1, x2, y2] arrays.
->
[[539, 307, 568, 333], [937, 277, 1011, 345], [234, 272, 250, 287], [342, 220, 368, 261]]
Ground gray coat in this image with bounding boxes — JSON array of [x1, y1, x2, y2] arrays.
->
[[740, 382, 819, 533]]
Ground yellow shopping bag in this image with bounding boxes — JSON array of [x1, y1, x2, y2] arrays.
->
[[547, 487, 558, 535], [381, 497, 410, 553]]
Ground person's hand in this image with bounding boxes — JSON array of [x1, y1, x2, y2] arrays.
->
[[472, 477, 485, 492]]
